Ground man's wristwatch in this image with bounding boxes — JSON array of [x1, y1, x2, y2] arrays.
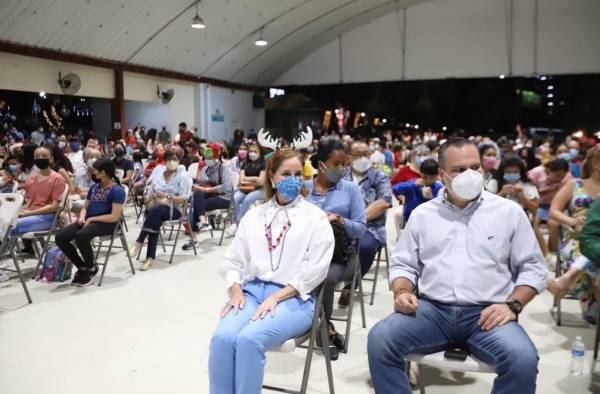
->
[[167, 194, 172, 200], [506, 299, 523, 315]]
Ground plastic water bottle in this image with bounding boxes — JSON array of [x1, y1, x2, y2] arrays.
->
[[570, 336, 585, 376]]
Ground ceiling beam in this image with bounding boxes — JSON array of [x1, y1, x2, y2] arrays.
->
[[0, 40, 260, 92]]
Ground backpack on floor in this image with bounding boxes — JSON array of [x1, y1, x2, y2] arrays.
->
[[38, 246, 72, 282]]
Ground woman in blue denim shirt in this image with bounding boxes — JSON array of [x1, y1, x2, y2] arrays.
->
[[306, 140, 366, 359]]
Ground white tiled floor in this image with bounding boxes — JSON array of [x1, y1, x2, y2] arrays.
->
[[0, 205, 598, 394]]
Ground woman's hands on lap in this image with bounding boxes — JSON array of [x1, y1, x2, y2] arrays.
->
[[221, 284, 246, 318]]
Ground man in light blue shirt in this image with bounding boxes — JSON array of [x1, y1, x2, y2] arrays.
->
[[368, 138, 548, 394]]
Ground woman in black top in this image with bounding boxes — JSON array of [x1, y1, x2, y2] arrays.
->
[[232, 144, 266, 224], [55, 159, 126, 287]]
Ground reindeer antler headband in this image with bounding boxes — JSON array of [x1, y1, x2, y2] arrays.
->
[[257, 127, 313, 151]]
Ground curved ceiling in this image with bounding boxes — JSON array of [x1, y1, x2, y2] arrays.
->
[[0, 0, 431, 86]]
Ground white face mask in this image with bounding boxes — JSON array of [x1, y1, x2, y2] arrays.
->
[[352, 157, 371, 173], [443, 169, 483, 201], [248, 152, 260, 161], [86, 158, 96, 169], [166, 160, 179, 171]]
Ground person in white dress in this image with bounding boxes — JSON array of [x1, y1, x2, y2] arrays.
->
[[208, 149, 335, 394]]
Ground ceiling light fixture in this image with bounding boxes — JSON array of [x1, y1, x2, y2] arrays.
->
[[254, 27, 268, 46], [191, 1, 206, 29]]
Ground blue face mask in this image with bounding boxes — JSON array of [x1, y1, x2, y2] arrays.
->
[[503, 173, 521, 183], [569, 149, 579, 159], [415, 156, 427, 167], [8, 164, 19, 173], [557, 152, 571, 161], [275, 176, 303, 202], [70, 143, 80, 152]]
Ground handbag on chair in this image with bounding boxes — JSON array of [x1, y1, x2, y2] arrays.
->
[[238, 183, 257, 194], [330, 221, 350, 265]]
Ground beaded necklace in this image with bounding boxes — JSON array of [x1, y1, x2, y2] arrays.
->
[[264, 209, 291, 272]]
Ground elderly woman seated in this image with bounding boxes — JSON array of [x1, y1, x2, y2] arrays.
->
[[129, 147, 191, 271]]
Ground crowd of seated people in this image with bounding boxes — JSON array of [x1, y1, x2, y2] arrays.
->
[[3, 120, 600, 394]]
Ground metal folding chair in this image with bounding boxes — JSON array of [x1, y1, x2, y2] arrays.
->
[[263, 286, 335, 394], [207, 198, 235, 246], [331, 254, 366, 353], [362, 243, 391, 306], [0, 193, 32, 304], [159, 197, 197, 263], [406, 350, 495, 394], [27, 185, 70, 279], [93, 213, 136, 286], [551, 226, 581, 326]]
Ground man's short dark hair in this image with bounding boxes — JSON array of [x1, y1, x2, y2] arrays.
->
[[420, 159, 439, 175], [548, 158, 569, 173], [179, 122, 187, 128], [438, 138, 478, 167]]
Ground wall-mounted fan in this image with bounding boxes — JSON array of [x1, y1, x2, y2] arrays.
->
[[58, 73, 81, 95], [156, 86, 174, 104]]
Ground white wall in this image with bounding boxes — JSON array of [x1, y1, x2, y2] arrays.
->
[[124, 101, 171, 132], [275, 0, 600, 85], [0, 52, 115, 98], [123, 72, 196, 135], [204, 85, 265, 143]]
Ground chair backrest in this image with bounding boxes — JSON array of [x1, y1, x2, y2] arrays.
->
[[50, 184, 71, 233], [115, 168, 125, 181], [0, 193, 24, 242]]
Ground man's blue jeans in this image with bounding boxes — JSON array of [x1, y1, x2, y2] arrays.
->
[[367, 298, 538, 394]]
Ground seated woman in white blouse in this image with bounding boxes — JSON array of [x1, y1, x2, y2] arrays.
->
[[209, 149, 335, 394]]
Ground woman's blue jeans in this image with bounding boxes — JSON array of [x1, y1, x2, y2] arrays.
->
[[208, 280, 315, 394]]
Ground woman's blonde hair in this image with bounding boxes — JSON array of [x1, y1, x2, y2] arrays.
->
[[263, 149, 308, 199]]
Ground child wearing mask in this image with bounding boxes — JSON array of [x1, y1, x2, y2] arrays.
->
[[392, 159, 443, 223], [528, 158, 572, 260], [0, 168, 17, 193], [496, 155, 539, 214]]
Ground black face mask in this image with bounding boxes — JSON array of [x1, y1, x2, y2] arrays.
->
[[115, 149, 125, 157], [91, 174, 99, 183], [34, 158, 50, 170]]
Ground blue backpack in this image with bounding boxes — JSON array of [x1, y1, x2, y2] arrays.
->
[[38, 246, 72, 282]]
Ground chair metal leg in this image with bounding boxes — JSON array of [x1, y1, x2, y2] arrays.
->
[[342, 263, 360, 354], [169, 223, 182, 264], [121, 233, 136, 275], [554, 249, 563, 326], [321, 308, 335, 394], [122, 218, 129, 233], [595, 307, 600, 360], [370, 249, 382, 306], [218, 213, 228, 246], [384, 245, 391, 290], [95, 241, 103, 261], [159, 232, 167, 253], [11, 248, 32, 303], [357, 272, 366, 329], [98, 236, 115, 287], [417, 363, 426, 394], [298, 299, 321, 394], [32, 234, 51, 279]]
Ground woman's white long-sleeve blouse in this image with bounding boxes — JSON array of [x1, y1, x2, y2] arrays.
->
[[221, 196, 335, 300]]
